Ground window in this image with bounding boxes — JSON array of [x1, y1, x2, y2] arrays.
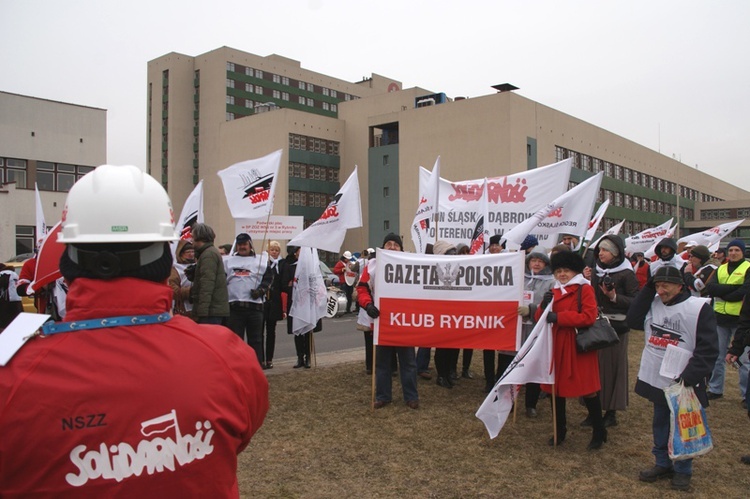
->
[[255, 85, 263, 94], [299, 81, 305, 90], [245, 99, 254, 108], [245, 67, 253, 76], [383, 187, 389, 197], [226, 95, 235, 105], [345, 94, 351, 101], [16, 225, 35, 255], [383, 220, 390, 231], [322, 88, 329, 96], [272, 74, 280, 83], [226, 112, 234, 121], [307, 98, 313, 106], [331, 90, 337, 98], [226, 79, 234, 88], [255, 69, 263, 79], [273, 90, 281, 99], [282, 76, 289, 86], [298, 96, 305, 104], [331, 104, 337, 112], [2, 158, 27, 188], [245, 83, 253, 92], [383, 155, 389, 166], [282, 92, 289, 101], [322, 102, 329, 111], [226, 62, 235, 72], [307, 83, 313, 92], [76, 166, 94, 181]]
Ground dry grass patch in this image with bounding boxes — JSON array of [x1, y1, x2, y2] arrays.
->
[[240, 338, 750, 498]]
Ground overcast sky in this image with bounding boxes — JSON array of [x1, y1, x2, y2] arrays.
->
[[2, 0, 748, 191]]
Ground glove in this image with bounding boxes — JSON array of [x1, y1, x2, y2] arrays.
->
[[184, 264, 196, 282], [365, 303, 380, 319], [250, 288, 263, 299], [693, 278, 705, 291], [517, 305, 530, 317], [546, 312, 557, 324], [540, 291, 554, 309]]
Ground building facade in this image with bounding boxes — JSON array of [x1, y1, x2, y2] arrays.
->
[[0, 91, 106, 260], [148, 48, 750, 256]]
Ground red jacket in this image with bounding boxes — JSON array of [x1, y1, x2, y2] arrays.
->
[[0, 277, 268, 498], [535, 283, 600, 397]]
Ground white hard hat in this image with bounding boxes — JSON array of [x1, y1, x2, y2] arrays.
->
[[59, 165, 178, 244], [343, 251, 352, 259]]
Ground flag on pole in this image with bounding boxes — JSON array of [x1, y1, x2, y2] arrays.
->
[[290, 247, 328, 335], [476, 303, 555, 439], [469, 179, 490, 254], [34, 183, 48, 248], [580, 200, 609, 252], [677, 219, 745, 248], [171, 180, 204, 256], [502, 173, 603, 247], [644, 224, 677, 259], [411, 157, 440, 254], [587, 218, 626, 254], [29, 221, 64, 293], [624, 218, 673, 255], [288, 167, 362, 253], [217, 149, 282, 219]]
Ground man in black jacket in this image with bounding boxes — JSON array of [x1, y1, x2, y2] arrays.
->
[[627, 266, 718, 491], [726, 298, 750, 463]]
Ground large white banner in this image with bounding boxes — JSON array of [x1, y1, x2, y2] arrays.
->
[[217, 149, 282, 219], [677, 219, 745, 248], [374, 250, 524, 350], [235, 216, 304, 240], [34, 183, 48, 248], [411, 157, 440, 254], [290, 247, 327, 336], [418, 159, 572, 248]]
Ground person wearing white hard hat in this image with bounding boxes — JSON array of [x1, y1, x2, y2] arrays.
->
[[0, 165, 269, 496]]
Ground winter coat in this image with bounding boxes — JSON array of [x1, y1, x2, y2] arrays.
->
[[191, 243, 229, 319], [590, 235, 640, 334], [535, 282, 600, 397]]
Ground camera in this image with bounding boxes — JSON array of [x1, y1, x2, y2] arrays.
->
[[602, 274, 615, 291]]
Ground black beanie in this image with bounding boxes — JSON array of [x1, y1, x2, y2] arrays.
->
[[382, 233, 403, 251], [60, 242, 173, 283], [550, 250, 586, 274]]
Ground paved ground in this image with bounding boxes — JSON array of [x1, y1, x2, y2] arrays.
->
[[263, 347, 363, 376]]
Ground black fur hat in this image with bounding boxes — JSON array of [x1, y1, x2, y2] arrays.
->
[[550, 250, 586, 274]]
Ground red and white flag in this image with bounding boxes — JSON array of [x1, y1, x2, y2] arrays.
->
[[502, 172, 603, 247], [580, 199, 609, 251], [476, 303, 555, 439], [624, 218, 673, 255], [217, 149, 282, 219], [677, 219, 745, 248], [34, 183, 48, 248], [644, 223, 677, 259], [290, 247, 327, 336], [411, 157, 440, 253], [288, 167, 362, 253], [373, 250, 524, 350]]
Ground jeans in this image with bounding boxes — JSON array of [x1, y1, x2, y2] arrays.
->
[[652, 403, 692, 475], [416, 347, 432, 373], [227, 306, 264, 364], [375, 345, 418, 403], [709, 324, 749, 397]]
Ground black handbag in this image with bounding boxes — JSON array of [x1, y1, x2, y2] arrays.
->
[[574, 286, 620, 353]]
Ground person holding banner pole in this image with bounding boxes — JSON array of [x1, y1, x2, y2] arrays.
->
[[357, 233, 419, 409], [262, 240, 285, 369], [536, 251, 605, 449], [282, 246, 311, 369]]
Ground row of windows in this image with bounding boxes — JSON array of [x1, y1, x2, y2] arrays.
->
[[289, 162, 339, 182], [289, 190, 334, 208], [556, 146, 723, 202], [288, 134, 340, 156], [701, 209, 731, 220], [226, 62, 356, 103], [0, 158, 93, 191], [227, 81, 339, 114]]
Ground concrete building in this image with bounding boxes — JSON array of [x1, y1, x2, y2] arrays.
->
[[148, 47, 750, 258], [0, 91, 106, 261]]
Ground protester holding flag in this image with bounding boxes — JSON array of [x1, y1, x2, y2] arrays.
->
[[282, 246, 311, 369], [168, 240, 195, 317], [586, 235, 639, 429], [536, 251, 605, 449], [516, 252, 555, 417], [190, 223, 230, 325], [357, 233, 419, 409]]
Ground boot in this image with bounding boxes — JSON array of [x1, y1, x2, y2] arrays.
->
[[603, 410, 618, 427], [304, 355, 311, 369], [548, 396, 567, 446], [293, 356, 304, 369], [584, 395, 607, 450]]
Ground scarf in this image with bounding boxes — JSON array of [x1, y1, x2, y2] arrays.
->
[[553, 273, 589, 295], [595, 259, 633, 278]]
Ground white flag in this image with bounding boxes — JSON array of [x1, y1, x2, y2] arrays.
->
[[288, 167, 362, 253], [677, 219, 745, 248], [587, 218, 625, 254], [624, 218, 673, 255], [476, 303, 555, 439], [171, 180, 204, 256], [469, 179, 490, 254], [34, 183, 48, 248], [502, 173, 603, 247], [290, 247, 327, 335], [411, 157, 440, 254], [217, 149, 282, 219], [580, 199, 609, 252]]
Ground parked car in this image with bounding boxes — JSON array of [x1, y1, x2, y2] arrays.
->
[[3, 261, 37, 313]]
